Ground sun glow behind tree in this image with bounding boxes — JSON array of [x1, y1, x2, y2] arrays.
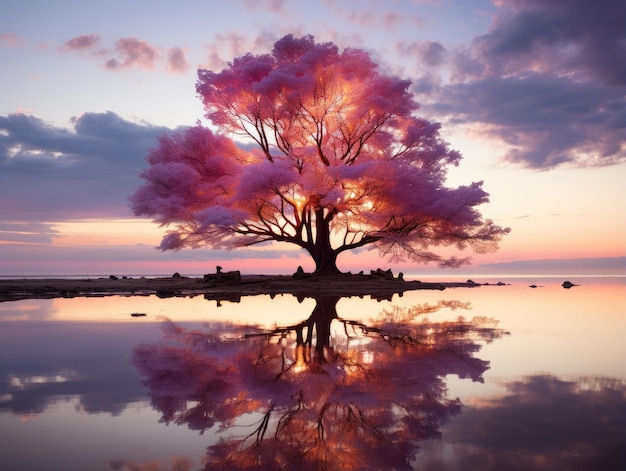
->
[[130, 34, 509, 274]]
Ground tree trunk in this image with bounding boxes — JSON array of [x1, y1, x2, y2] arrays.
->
[[311, 248, 340, 275], [309, 208, 341, 275]]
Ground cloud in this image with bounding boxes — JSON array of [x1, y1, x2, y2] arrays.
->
[[321, 0, 425, 30], [432, 74, 625, 168], [61, 35, 189, 74], [105, 37, 160, 70], [244, 0, 287, 13], [166, 46, 189, 73], [0, 112, 173, 220], [479, 256, 626, 275], [0, 222, 60, 243], [62, 34, 100, 51], [201, 32, 276, 71], [0, 242, 305, 270], [0, 32, 25, 47], [424, 0, 626, 169], [396, 40, 447, 67], [472, 0, 626, 87]]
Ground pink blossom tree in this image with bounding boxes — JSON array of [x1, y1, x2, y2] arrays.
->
[[130, 34, 510, 275]]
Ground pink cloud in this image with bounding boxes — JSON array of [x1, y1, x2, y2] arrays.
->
[[321, 1, 424, 30], [381, 11, 404, 29], [63, 34, 100, 51], [105, 37, 160, 70], [244, 0, 286, 13], [166, 47, 189, 73], [0, 33, 25, 47], [61, 35, 188, 74], [202, 33, 275, 71]]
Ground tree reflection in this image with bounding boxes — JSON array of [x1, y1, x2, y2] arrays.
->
[[131, 296, 507, 470]]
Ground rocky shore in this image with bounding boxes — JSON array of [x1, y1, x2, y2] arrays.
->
[[0, 273, 490, 303]]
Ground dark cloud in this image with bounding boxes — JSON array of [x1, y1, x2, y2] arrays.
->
[[431, 74, 625, 168], [425, 0, 626, 169], [397, 40, 447, 67], [0, 112, 172, 220], [472, 0, 626, 87]]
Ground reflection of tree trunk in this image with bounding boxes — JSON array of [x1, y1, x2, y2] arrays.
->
[[299, 296, 340, 365]]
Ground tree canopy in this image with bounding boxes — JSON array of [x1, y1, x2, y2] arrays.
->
[[130, 34, 510, 274]]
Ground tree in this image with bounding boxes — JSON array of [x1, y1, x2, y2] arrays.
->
[[130, 34, 510, 275]]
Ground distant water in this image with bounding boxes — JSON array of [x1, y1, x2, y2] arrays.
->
[[1, 273, 624, 280], [0, 274, 184, 280]]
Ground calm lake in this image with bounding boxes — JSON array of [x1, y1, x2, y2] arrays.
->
[[1, 276, 624, 470]]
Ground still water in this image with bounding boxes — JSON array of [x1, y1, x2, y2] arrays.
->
[[0, 277, 624, 470]]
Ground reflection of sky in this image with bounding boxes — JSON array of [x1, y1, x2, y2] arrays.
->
[[0, 277, 624, 470], [1, 398, 209, 471], [0, 322, 161, 414], [413, 375, 626, 470]]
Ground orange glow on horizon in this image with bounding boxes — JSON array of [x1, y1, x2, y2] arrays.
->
[[51, 219, 162, 247]]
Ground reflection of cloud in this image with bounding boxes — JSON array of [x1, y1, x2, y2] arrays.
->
[[414, 375, 626, 470], [0, 323, 150, 415]]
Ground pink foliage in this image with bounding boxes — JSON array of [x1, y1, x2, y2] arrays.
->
[[130, 34, 509, 272]]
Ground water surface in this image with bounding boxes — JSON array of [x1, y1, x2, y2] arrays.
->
[[1, 277, 624, 470]]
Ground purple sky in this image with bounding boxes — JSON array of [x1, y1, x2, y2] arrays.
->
[[1, 0, 624, 276]]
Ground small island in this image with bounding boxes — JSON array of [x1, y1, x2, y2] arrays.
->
[[0, 269, 492, 303]]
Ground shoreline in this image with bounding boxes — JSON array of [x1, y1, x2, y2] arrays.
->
[[0, 273, 496, 303]]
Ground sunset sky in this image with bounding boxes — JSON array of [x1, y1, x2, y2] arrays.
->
[[1, 0, 624, 277]]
